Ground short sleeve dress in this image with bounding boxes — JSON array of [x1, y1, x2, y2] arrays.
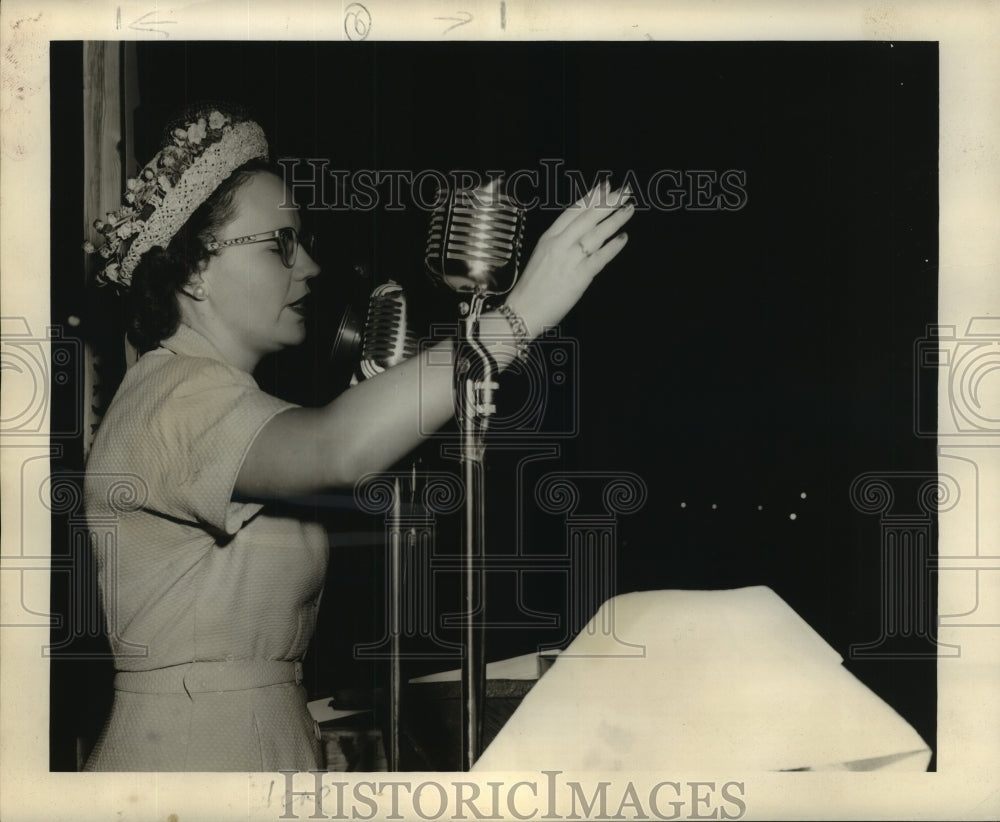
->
[[83, 323, 330, 771]]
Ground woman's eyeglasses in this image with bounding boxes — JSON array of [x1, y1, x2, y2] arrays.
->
[[206, 226, 315, 269]]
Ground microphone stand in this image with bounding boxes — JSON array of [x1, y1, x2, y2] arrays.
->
[[389, 476, 402, 771], [388, 462, 418, 772], [424, 174, 525, 769], [454, 288, 496, 770]]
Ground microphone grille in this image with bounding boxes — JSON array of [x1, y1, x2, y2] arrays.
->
[[360, 281, 417, 378], [425, 177, 526, 295]]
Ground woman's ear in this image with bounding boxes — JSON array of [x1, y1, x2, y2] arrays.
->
[[182, 275, 207, 301]]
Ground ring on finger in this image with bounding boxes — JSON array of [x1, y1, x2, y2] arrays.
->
[[577, 238, 594, 256]]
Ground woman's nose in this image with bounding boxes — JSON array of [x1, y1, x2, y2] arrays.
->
[[296, 247, 321, 280]]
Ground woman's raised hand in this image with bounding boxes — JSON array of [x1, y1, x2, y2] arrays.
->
[[239, 181, 635, 497], [504, 180, 635, 337]]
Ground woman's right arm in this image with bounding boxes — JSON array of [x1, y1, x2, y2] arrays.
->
[[235, 182, 635, 499]]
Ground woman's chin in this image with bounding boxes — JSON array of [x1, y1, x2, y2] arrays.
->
[[286, 326, 308, 347], [271, 318, 308, 349]]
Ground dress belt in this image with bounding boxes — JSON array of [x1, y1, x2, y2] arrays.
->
[[114, 660, 303, 694]]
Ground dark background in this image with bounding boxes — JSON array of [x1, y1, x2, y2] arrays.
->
[[50, 41, 939, 770]]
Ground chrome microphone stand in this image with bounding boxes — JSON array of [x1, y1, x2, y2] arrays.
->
[[389, 475, 403, 771], [424, 177, 525, 769], [454, 289, 496, 770], [352, 279, 418, 771]]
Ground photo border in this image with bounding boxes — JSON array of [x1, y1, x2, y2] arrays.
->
[[2, 1, 998, 819]]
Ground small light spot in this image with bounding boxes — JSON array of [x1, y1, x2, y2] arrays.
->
[[680, 502, 687, 509], [800, 492, 807, 499], [789, 513, 797, 521], [67, 315, 81, 327], [711, 503, 718, 510], [757, 505, 763, 511]]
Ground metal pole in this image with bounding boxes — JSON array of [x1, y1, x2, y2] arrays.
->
[[456, 292, 493, 770], [388, 477, 402, 770]]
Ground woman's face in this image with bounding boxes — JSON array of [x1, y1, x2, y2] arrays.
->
[[199, 171, 319, 362]]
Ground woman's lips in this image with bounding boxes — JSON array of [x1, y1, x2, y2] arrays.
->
[[286, 295, 309, 314]]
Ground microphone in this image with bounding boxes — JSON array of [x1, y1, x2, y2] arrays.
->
[[357, 280, 418, 381], [423, 175, 527, 769], [424, 176, 526, 296]]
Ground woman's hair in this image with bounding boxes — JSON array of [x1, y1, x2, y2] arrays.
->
[[125, 157, 278, 352]]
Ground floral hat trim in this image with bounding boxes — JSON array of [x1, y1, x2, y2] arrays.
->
[[83, 108, 268, 288]]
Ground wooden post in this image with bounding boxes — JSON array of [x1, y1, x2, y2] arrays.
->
[[81, 42, 122, 458]]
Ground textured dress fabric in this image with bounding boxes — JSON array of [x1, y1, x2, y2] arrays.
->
[[83, 324, 329, 771]]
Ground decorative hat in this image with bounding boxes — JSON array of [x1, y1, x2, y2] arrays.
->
[[83, 105, 269, 288]]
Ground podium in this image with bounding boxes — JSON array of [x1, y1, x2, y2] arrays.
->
[[473, 587, 931, 772]]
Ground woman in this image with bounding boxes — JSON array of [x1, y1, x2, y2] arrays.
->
[[82, 104, 634, 771]]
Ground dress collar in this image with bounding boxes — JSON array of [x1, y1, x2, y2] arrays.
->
[[158, 323, 234, 366]]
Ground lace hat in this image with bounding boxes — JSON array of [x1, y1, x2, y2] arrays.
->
[[83, 104, 269, 288]]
